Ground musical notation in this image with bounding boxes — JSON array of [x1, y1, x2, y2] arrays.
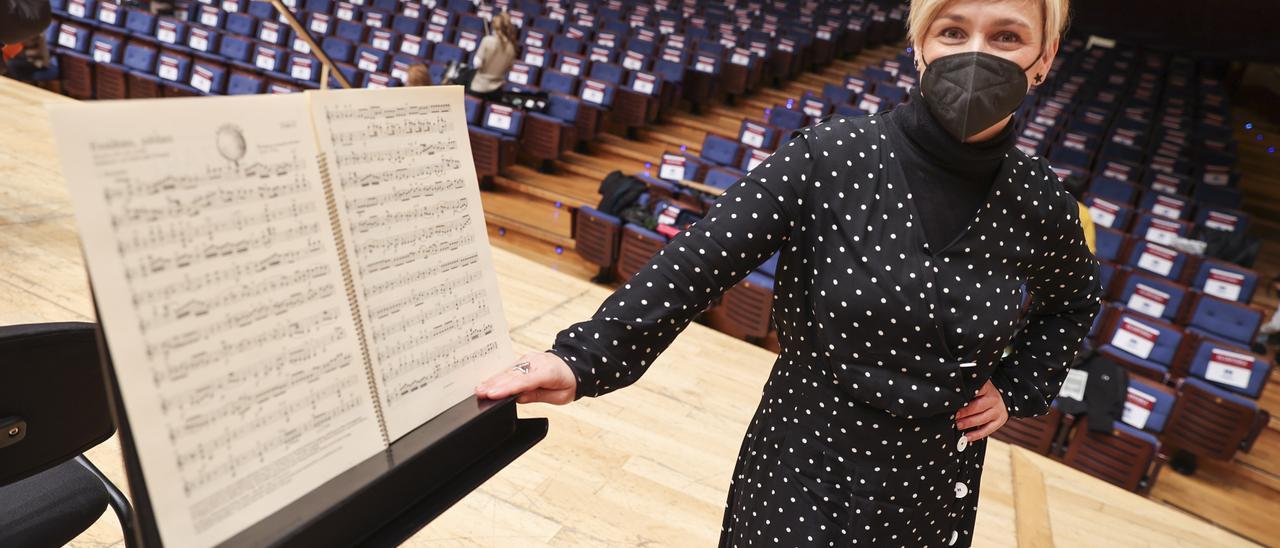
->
[[314, 91, 509, 439], [57, 94, 387, 542]]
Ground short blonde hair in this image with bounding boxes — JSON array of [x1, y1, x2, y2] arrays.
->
[[906, 0, 1070, 51]]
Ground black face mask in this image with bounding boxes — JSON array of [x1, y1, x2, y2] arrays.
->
[[918, 50, 1040, 142]]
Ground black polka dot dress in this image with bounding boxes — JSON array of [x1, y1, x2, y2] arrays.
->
[[546, 107, 1103, 546]]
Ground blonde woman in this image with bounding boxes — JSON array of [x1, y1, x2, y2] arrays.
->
[[463, 11, 518, 100], [478, 0, 1098, 545]]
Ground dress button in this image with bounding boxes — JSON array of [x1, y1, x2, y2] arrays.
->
[[949, 530, 959, 545], [955, 481, 968, 498], [957, 434, 968, 452]]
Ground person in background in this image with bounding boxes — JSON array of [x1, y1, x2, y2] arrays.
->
[[405, 63, 431, 87], [461, 11, 517, 100]]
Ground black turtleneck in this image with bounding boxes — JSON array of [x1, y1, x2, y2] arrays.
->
[[883, 86, 1018, 252]]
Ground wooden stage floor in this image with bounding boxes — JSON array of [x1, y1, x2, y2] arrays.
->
[[0, 78, 1264, 546]]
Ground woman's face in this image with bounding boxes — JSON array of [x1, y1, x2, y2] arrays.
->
[[915, 0, 1058, 95]]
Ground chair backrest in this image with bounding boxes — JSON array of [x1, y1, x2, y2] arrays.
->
[[704, 167, 743, 191], [1138, 191, 1191, 221], [88, 32, 123, 64], [1116, 272, 1186, 322], [1123, 376, 1176, 433], [700, 134, 742, 167], [766, 107, 807, 130], [545, 93, 580, 123], [392, 14, 422, 36], [1195, 206, 1248, 234], [1190, 259, 1256, 303], [482, 103, 524, 137], [1092, 226, 1127, 262], [1084, 195, 1133, 231], [247, 0, 275, 19], [355, 46, 387, 73], [1186, 293, 1262, 346], [431, 42, 466, 65], [122, 41, 158, 73], [227, 71, 265, 94], [1127, 240, 1185, 280], [286, 54, 319, 82], [738, 120, 777, 151], [1184, 339, 1270, 399], [250, 43, 285, 73], [588, 62, 625, 85], [1104, 312, 1182, 367], [990, 406, 1062, 455], [1089, 177, 1141, 205], [1164, 377, 1262, 460], [189, 60, 228, 94], [218, 33, 253, 62], [1132, 213, 1189, 247], [123, 7, 154, 35], [578, 78, 614, 107], [224, 12, 255, 36], [716, 271, 775, 339], [155, 49, 192, 83], [0, 323, 114, 487], [615, 223, 667, 280], [1061, 416, 1157, 493], [193, 4, 224, 28], [573, 206, 622, 269]]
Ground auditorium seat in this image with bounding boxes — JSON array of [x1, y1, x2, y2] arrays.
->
[[1126, 240, 1187, 280], [1084, 195, 1134, 231], [1177, 338, 1271, 399], [572, 206, 623, 281], [227, 71, 265, 95], [1061, 416, 1162, 493], [1188, 259, 1257, 303], [1096, 312, 1183, 382], [88, 32, 126, 99], [1093, 226, 1130, 263], [522, 93, 580, 165], [615, 223, 667, 280], [1115, 271, 1187, 322], [1163, 377, 1269, 462], [1181, 293, 1262, 348], [1122, 376, 1177, 434], [708, 270, 774, 341], [991, 402, 1065, 456]]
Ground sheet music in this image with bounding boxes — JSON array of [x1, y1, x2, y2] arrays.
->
[[310, 86, 514, 441], [49, 95, 385, 548]]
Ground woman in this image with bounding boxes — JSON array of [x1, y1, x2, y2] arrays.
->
[[477, 0, 1099, 546], [460, 11, 518, 100]]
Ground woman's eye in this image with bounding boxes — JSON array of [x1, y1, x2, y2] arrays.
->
[[940, 28, 966, 40], [994, 32, 1023, 44]]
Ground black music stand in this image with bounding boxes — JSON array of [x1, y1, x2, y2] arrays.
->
[[90, 292, 548, 547]]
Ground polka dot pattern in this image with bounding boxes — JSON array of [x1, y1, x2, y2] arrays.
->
[[546, 112, 1103, 546]]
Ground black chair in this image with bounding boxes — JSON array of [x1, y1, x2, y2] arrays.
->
[[0, 322, 135, 548]]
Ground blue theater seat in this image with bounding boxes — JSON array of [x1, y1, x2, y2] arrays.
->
[[1126, 240, 1186, 280], [700, 134, 742, 168], [188, 60, 228, 94], [354, 46, 387, 73], [1189, 260, 1256, 304], [1115, 272, 1186, 322], [1097, 312, 1183, 382], [227, 71, 265, 94], [1183, 339, 1270, 399], [1184, 294, 1262, 347], [224, 12, 255, 36], [1122, 377, 1176, 433]]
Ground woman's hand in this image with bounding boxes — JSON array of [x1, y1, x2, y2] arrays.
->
[[475, 351, 578, 405], [955, 380, 1009, 442]]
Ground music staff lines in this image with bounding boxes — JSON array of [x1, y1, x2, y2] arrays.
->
[[332, 140, 459, 167], [139, 264, 332, 328], [349, 197, 468, 234], [117, 199, 320, 254], [344, 178, 466, 213]]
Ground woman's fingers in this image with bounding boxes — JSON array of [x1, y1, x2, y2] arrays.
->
[[956, 406, 998, 431], [965, 418, 1004, 442], [475, 352, 578, 405]]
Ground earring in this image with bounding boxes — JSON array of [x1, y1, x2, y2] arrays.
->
[[1034, 73, 1043, 85]]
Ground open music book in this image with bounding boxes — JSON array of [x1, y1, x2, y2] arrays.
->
[[48, 86, 514, 547]]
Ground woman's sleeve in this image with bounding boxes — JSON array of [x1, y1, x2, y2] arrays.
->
[[990, 162, 1104, 419], [547, 132, 818, 400], [471, 36, 491, 70]]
